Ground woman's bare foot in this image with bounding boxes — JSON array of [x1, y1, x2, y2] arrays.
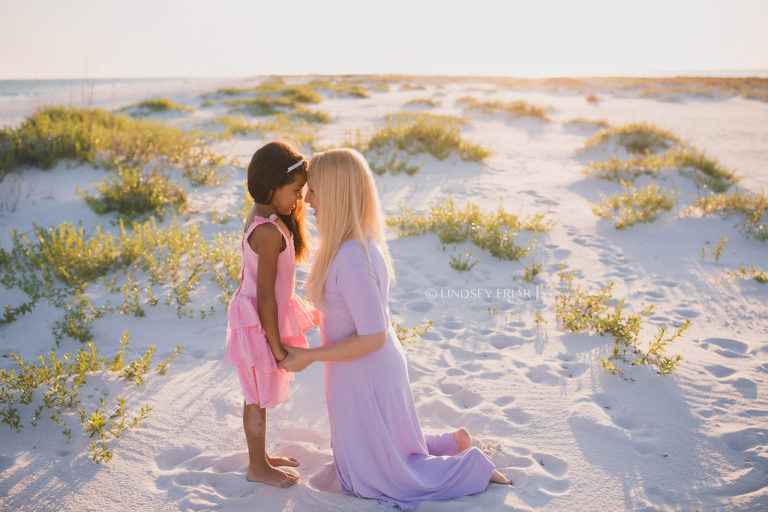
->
[[454, 427, 473, 452], [267, 454, 300, 467], [246, 465, 300, 487], [490, 469, 511, 485]]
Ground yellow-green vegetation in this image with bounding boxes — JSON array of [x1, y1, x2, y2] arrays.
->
[[448, 248, 479, 271], [742, 90, 768, 102], [556, 265, 689, 375], [523, 262, 541, 282], [343, 112, 490, 175], [590, 181, 679, 229], [703, 236, 729, 262], [387, 196, 555, 260], [0, 106, 226, 185], [121, 98, 193, 116], [204, 114, 258, 136], [222, 78, 323, 116], [78, 166, 187, 219], [400, 83, 427, 91], [586, 94, 600, 103], [0, 217, 240, 342], [0, 333, 180, 463], [307, 79, 370, 98], [203, 110, 328, 146], [392, 320, 433, 344], [692, 189, 767, 240], [584, 145, 738, 193], [456, 96, 550, 121], [726, 265, 768, 283], [584, 121, 681, 154], [566, 117, 611, 129], [405, 98, 441, 107]]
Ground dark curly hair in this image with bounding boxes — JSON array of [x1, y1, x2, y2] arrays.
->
[[246, 140, 309, 261]]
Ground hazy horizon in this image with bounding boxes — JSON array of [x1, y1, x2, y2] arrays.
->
[[1, 0, 766, 80]]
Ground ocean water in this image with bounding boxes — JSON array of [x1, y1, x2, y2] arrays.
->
[[0, 78, 188, 98]]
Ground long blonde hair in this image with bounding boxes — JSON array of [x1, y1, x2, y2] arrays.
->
[[305, 148, 394, 305]]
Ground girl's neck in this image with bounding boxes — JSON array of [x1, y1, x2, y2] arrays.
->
[[253, 202, 278, 218]]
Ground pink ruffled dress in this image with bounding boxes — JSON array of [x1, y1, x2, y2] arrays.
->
[[224, 213, 318, 408]]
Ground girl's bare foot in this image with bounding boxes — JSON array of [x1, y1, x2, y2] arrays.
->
[[490, 469, 511, 485], [454, 427, 473, 452], [267, 454, 300, 467], [246, 465, 300, 487]]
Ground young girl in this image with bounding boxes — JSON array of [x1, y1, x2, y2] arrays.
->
[[224, 140, 317, 488]]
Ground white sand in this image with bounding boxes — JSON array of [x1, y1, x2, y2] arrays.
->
[[0, 77, 767, 511]]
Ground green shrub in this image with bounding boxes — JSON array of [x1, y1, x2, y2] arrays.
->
[[0, 333, 180, 463], [555, 268, 688, 375], [692, 190, 767, 240], [0, 106, 225, 184], [405, 98, 441, 107], [448, 249, 479, 271], [387, 196, 555, 260], [590, 181, 678, 229], [79, 166, 186, 219], [343, 112, 490, 175], [584, 122, 681, 154], [392, 320, 433, 344], [584, 145, 738, 193], [456, 96, 550, 121], [121, 98, 193, 117], [0, 216, 241, 341]]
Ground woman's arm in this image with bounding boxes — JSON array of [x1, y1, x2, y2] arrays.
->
[[251, 223, 288, 362], [278, 241, 388, 372], [278, 331, 385, 372]]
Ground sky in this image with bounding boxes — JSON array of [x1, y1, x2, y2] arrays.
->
[[0, 0, 766, 79]]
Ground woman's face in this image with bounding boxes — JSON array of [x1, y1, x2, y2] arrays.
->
[[271, 173, 306, 216], [304, 176, 319, 218]]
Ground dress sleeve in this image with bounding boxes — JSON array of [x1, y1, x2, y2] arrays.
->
[[335, 242, 387, 336]]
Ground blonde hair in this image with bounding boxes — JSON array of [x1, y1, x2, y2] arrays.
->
[[305, 148, 394, 305]]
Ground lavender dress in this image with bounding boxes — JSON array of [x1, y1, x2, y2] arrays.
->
[[316, 239, 495, 510]]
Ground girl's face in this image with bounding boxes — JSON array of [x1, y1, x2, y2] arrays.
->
[[304, 177, 319, 218], [270, 173, 307, 216]]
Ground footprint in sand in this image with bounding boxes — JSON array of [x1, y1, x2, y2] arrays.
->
[[709, 428, 768, 498], [704, 364, 737, 378], [503, 406, 532, 425], [525, 364, 561, 386], [406, 300, 433, 313], [703, 337, 748, 359], [451, 389, 483, 409], [155, 446, 202, 471]]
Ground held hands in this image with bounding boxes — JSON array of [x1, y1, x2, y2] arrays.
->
[[277, 345, 314, 372]]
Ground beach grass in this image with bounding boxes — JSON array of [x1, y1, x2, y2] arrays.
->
[[346, 112, 490, 175], [387, 196, 555, 260], [0, 106, 226, 185], [556, 266, 688, 375], [584, 145, 738, 193], [0, 335, 179, 462], [0, 216, 241, 343], [405, 98, 441, 107], [120, 98, 194, 117], [78, 166, 187, 220], [456, 96, 550, 121], [584, 122, 681, 154], [448, 249, 479, 271], [566, 117, 611, 129], [590, 181, 678, 229], [692, 189, 768, 240], [726, 265, 768, 283]]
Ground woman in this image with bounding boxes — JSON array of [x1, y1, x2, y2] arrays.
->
[[278, 148, 510, 510]]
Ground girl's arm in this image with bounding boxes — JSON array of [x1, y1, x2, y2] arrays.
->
[[251, 223, 288, 362]]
